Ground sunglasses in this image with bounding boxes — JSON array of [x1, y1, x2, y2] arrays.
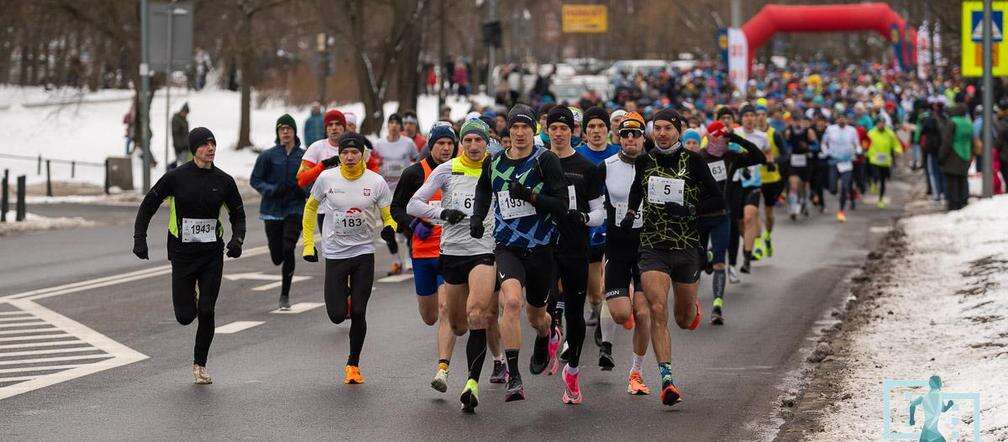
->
[[619, 129, 644, 138]]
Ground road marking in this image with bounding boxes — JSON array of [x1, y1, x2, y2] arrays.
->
[[215, 321, 264, 334], [0, 317, 44, 323], [377, 274, 413, 283], [251, 278, 310, 291], [0, 328, 58, 336], [270, 302, 324, 314], [0, 312, 30, 316], [0, 299, 148, 400], [223, 272, 312, 292], [870, 226, 892, 234], [0, 321, 51, 329]]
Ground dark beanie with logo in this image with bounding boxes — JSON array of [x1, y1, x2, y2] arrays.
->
[[188, 127, 215, 154]]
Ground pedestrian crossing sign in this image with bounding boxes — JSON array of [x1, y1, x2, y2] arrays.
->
[[962, 1, 1008, 77]]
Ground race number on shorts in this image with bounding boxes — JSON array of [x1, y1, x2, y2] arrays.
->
[[836, 161, 853, 173], [707, 160, 727, 182], [790, 154, 807, 167], [646, 176, 684, 205], [497, 190, 536, 220], [181, 218, 216, 243]]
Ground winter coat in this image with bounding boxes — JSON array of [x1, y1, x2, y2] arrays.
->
[[250, 142, 307, 219]]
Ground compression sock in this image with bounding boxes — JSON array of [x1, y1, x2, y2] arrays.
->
[[657, 362, 672, 383], [600, 303, 616, 344], [465, 329, 487, 382], [630, 353, 643, 375], [505, 349, 520, 380], [713, 269, 726, 300]]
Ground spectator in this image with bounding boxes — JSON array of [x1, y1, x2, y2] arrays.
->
[[939, 105, 977, 211], [171, 103, 190, 168], [303, 103, 325, 146]]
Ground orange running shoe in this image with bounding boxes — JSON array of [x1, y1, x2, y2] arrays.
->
[[836, 210, 847, 222], [344, 365, 364, 384], [622, 310, 636, 330], [387, 262, 403, 276], [627, 371, 650, 395], [660, 380, 683, 406], [687, 299, 702, 330]]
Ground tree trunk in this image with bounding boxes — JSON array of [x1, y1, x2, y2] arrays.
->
[[392, 0, 430, 113], [236, 18, 254, 149]]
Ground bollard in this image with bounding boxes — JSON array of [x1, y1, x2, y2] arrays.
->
[[46, 159, 53, 197], [16, 175, 26, 222], [71, 161, 76, 178], [1, 169, 8, 222], [104, 158, 110, 195], [37, 154, 42, 175]]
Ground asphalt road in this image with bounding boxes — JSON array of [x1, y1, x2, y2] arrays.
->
[[0, 189, 904, 440]]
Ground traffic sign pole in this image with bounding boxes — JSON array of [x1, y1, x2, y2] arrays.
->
[[983, 0, 994, 198]]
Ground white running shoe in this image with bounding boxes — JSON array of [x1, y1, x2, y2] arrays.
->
[[193, 364, 212, 385], [727, 266, 741, 284], [431, 368, 448, 393]]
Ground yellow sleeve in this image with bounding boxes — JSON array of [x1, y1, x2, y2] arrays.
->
[[893, 132, 904, 155], [302, 196, 320, 257], [380, 206, 397, 231]]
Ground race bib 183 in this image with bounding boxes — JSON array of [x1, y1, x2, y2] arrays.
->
[[646, 176, 684, 205], [330, 212, 369, 236]]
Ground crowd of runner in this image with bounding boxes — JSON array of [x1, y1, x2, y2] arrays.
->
[[132, 60, 1001, 411]]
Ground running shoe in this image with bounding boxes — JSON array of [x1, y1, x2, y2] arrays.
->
[[530, 334, 549, 375], [279, 294, 291, 310], [836, 210, 847, 222], [703, 249, 714, 274], [789, 212, 797, 221], [763, 232, 773, 257], [562, 365, 583, 404], [460, 379, 479, 413], [386, 262, 403, 276], [727, 266, 741, 284], [711, 298, 724, 326], [585, 307, 600, 326], [876, 200, 887, 209], [344, 365, 364, 384], [660, 378, 683, 406], [593, 321, 603, 347], [740, 261, 751, 274], [431, 368, 449, 393], [627, 371, 650, 395], [599, 342, 615, 371], [547, 326, 562, 375], [489, 359, 508, 384], [622, 310, 635, 330], [504, 376, 525, 402], [192, 364, 212, 385], [752, 237, 766, 261], [687, 299, 702, 330]]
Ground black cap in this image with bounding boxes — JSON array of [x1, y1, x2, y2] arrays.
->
[[507, 104, 537, 129], [188, 127, 215, 154], [715, 106, 736, 121], [546, 106, 575, 130], [652, 108, 684, 133], [338, 132, 369, 152], [739, 104, 756, 116], [582, 106, 610, 132], [388, 113, 403, 125]]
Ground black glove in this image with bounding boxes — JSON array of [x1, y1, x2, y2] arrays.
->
[[741, 167, 752, 180], [132, 235, 149, 260], [380, 225, 398, 254], [565, 209, 588, 226], [664, 202, 694, 218], [469, 216, 485, 238], [226, 237, 243, 258], [507, 179, 535, 203], [273, 181, 289, 198], [765, 162, 778, 173], [303, 249, 318, 262], [619, 211, 637, 230], [440, 208, 467, 224], [321, 156, 340, 168]]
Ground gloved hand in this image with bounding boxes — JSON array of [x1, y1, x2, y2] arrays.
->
[[765, 162, 778, 173], [409, 218, 434, 240], [226, 237, 243, 258], [507, 179, 535, 203], [273, 181, 289, 198], [619, 210, 637, 229], [565, 209, 588, 226], [728, 142, 745, 153], [321, 156, 340, 168], [741, 167, 752, 180], [664, 202, 694, 218], [132, 235, 149, 260], [380, 225, 398, 254], [303, 241, 318, 262], [440, 208, 467, 224], [469, 216, 485, 238]]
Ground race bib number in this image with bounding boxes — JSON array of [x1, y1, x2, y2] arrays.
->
[[707, 160, 727, 182], [451, 190, 476, 216], [428, 200, 443, 225], [836, 161, 853, 173], [383, 162, 407, 178], [790, 154, 807, 167], [613, 201, 643, 229], [181, 218, 216, 243], [330, 212, 369, 236], [874, 153, 890, 164], [647, 176, 684, 204], [497, 190, 536, 220], [567, 185, 577, 210]]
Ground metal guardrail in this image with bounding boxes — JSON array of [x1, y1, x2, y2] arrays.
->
[[0, 153, 110, 197]]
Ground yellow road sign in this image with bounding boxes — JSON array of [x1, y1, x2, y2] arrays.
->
[[562, 4, 607, 33], [962, 1, 1008, 77]]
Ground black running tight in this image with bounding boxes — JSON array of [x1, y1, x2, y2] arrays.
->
[[171, 253, 223, 367], [324, 254, 374, 366]]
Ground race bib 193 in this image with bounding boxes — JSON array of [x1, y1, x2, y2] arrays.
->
[[181, 218, 216, 243], [497, 190, 536, 220], [790, 154, 807, 167], [646, 176, 684, 205], [707, 160, 727, 182]]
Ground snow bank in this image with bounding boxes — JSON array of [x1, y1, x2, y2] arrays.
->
[[812, 195, 1008, 440], [0, 211, 96, 235]]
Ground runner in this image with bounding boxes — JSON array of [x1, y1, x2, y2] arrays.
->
[[545, 106, 606, 403], [733, 104, 766, 274], [300, 132, 399, 384], [390, 124, 458, 393], [866, 116, 903, 208], [373, 112, 419, 275], [624, 108, 722, 406], [822, 112, 860, 222], [251, 114, 307, 310], [690, 121, 766, 325], [574, 106, 621, 367], [715, 107, 744, 284], [402, 110, 427, 152], [598, 112, 653, 395], [297, 109, 345, 189], [470, 103, 569, 402], [809, 112, 829, 213], [786, 114, 816, 220], [406, 118, 502, 413], [133, 127, 246, 384], [754, 104, 786, 259]]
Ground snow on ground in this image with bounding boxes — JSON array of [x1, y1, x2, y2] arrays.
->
[[812, 195, 1008, 441], [0, 84, 485, 189], [0, 210, 96, 236]]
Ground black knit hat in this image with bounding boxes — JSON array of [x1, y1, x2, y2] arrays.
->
[[739, 104, 756, 116], [582, 106, 610, 132], [546, 106, 575, 130], [507, 104, 537, 129], [338, 132, 369, 152], [652, 108, 684, 133], [388, 113, 403, 125], [715, 106, 736, 121], [275, 114, 297, 144], [188, 127, 215, 154]]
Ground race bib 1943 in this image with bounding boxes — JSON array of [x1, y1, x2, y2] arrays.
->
[[181, 218, 217, 243], [497, 190, 536, 220], [646, 176, 684, 205]]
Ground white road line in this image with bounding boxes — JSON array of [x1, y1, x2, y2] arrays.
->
[[215, 321, 265, 334], [0, 312, 31, 317], [0, 364, 87, 375], [0, 328, 58, 336], [270, 302, 324, 314], [0, 321, 50, 329], [377, 274, 414, 283], [0, 375, 42, 383], [0, 341, 88, 350], [0, 334, 72, 343], [0, 317, 45, 323], [252, 276, 310, 292], [0, 347, 104, 358], [0, 354, 111, 366]]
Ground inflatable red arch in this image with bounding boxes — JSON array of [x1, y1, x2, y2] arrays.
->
[[741, 2, 915, 70]]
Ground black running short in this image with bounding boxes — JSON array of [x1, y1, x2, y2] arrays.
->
[[638, 247, 702, 284], [761, 181, 786, 207], [604, 257, 641, 299], [730, 186, 762, 219], [588, 246, 605, 264], [495, 245, 556, 308], [439, 253, 495, 285]]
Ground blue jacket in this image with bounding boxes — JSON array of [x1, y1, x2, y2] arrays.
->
[[251, 142, 307, 220], [304, 114, 325, 146]]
